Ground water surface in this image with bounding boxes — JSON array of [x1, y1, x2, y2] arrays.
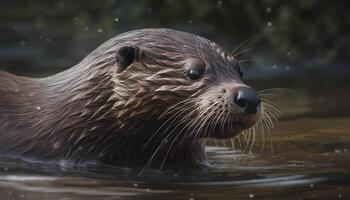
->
[[0, 117, 348, 200]]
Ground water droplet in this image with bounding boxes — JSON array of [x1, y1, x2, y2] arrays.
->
[[188, 20, 193, 24], [20, 41, 26, 46], [133, 183, 138, 187], [338, 194, 342, 198], [287, 51, 291, 56], [85, 27, 90, 31], [97, 28, 103, 33], [310, 184, 314, 188], [217, 1, 223, 8], [272, 65, 277, 69], [114, 18, 119, 22], [266, 7, 272, 13], [36, 106, 41, 111], [285, 66, 290, 71], [267, 21, 272, 27], [249, 193, 254, 198]]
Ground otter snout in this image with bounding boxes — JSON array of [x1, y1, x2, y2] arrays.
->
[[233, 87, 261, 114]]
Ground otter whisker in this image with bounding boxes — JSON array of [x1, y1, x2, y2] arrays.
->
[[236, 134, 243, 148], [201, 112, 218, 143], [262, 100, 282, 115], [189, 103, 218, 140], [259, 117, 269, 153], [264, 108, 277, 134], [258, 120, 266, 154], [257, 88, 290, 94], [170, 101, 215, 145], [259, 93, 277, 97], [261, 98, 279, 107], [261, 102, 278, 154], [243, 127, 252, 153], [191, 108, 216, 142], [251, 123, 259, 152], [213, 109, 226, 137], [237, 59, 251, 64], [158, 98, 195, 119], [262, 116, 274, 154], [145, 100, 204, 169], [262, 101, 281, 117], [141, 109, 194, 171], [232, 47, 256, 58], [221, 108, 231, 136], [158, 113, 199, 171], [230, 39, 251, 56], [198, 109, 216, 141], [262, 110, 275, 129], [206, 108, 224, 139], [263, 105, 282, 118], [142, 101, 194, 151], [263, 107, 279, 122], [200, 107, 220, 140], [157, 100, 209, 169], [142, 106, 198, 173], [156, 104, 204, 170]]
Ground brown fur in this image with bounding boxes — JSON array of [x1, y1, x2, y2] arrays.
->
[[0, 29, 261, 168]]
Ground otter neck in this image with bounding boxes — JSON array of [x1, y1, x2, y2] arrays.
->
[[0, 68, 207, 168]]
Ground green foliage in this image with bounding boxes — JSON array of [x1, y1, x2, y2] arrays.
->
[[0, 0, 348, 73]]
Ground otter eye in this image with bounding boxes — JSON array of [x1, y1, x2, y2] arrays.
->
[[187, 69, 203, 80]]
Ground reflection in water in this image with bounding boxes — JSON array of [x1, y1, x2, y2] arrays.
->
[[0, 118, 349, 199]]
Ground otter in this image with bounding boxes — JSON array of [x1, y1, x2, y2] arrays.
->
[[0, 28, 263, 169]]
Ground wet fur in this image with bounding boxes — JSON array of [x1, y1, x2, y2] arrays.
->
[[0, 29, 254, 168]]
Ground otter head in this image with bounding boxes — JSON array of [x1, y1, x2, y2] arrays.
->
[[106, 29, 262, 142]]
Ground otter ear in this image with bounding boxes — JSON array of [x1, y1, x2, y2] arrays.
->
[[115, 45, 140, 73]]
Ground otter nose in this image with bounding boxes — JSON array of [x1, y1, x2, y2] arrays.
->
[[234, 88, 261, 114]]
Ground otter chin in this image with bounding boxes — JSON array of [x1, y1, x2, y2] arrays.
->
[[0, 28, 263, 169]]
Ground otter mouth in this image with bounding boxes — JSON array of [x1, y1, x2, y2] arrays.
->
[[206, 121, 248, 139]]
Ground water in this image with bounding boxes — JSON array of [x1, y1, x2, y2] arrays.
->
[[0, 116, 348, 199]]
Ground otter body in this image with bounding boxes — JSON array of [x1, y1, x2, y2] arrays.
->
[[0, 29, 262, 169]]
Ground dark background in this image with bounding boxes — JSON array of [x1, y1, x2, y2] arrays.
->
[[0, 0, 349, 118]]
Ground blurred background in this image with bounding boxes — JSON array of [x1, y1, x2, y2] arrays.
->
[[0, 0, 349, 118]]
